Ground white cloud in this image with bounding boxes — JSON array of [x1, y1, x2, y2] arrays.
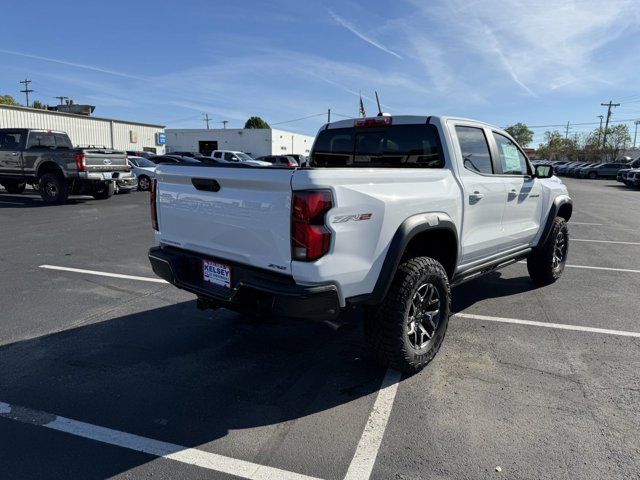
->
[[0, 49, 144, 80], [328, 9, 403, 59]]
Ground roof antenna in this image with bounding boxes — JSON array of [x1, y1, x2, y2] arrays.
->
[[375, 91, 383, 116]]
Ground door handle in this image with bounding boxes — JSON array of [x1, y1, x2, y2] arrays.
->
[[469, 191, 485, 201]]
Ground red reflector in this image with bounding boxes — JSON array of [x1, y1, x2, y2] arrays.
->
[[150, 179, 159, 231], [292, 190, 332, 261], [75, 153, 87, 171], [354, 116, 393, 128]]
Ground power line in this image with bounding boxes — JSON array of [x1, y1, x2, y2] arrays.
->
[[19, 78, 34, 107], [270, 112, 326, 126]]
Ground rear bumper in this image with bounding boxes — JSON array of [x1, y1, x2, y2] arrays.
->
[[148, 246, 341, 320]]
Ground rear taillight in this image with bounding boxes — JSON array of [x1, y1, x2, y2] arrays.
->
[[150, 179, 158, 231], [75, 153, 87, 171], [288, 159, 298, 167], [291, 190, 332, 261]]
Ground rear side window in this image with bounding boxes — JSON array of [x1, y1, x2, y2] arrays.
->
[[456, 126, 493, 174], [54, 133, 73, 149], [0, 131, 24, 150], [492, 132, 529, 175], [213, 152, 222, 159], [311, 124, 443, 168], [27, 132, 55, 149]]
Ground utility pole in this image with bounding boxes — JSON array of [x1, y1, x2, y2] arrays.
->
[[597, 115, 604, 148], [600, 100, 620, 147], [202, 113, 211, 129], [564, 121, 570, 140], [221, 120, 228, 129], [634, 120, 640, 149], [19, 78, 34, 107], [327, 108, 331, 123], [55, 96, 68, 105]]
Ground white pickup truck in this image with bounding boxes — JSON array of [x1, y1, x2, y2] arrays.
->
[[149, 115, 572, 372]]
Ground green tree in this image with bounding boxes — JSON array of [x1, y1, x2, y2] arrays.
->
[[0, 94, 21, 106], [536, 130, 580, 161], [31, 100, 46, 110], [504, 122, 534, 147], [244, 116, 270, 129], [603, 124, 631, 160]]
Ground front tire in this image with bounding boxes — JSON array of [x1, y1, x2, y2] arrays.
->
[[527, 217, 569, 286], [92, 181, 115, 200], [364, 256, 451, 374], [588, 171, 597, 179], [39, 173, 69, 204]]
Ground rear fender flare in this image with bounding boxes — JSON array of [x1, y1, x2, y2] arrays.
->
[[351, 213, 458, 305]]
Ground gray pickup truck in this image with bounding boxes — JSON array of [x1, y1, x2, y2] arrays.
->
[[0, 128, 131, 203]]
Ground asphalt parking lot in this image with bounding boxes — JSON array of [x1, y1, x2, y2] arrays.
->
[[0, 178, 639, 480]]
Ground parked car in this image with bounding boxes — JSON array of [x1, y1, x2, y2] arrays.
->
[[0, 128, 129, 203], [255, 155, 298, 166], [287, 154, 308, 166], [114, 175, 137, 194], [151, 155, 202, 165], [128, 156, 157, 191], [148, 114, 571, 373], [555, 162, 581, 176], [210, 150, 271, 166], [579, 162, 628, 179], [616, 157, 640, 183], [567, 162, 597, 177], [126, 150, 157, 160], [625, 169, 640, 187]]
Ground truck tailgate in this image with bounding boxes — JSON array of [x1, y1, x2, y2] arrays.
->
[[83, 149, 128, 172], [156, 166, 294, 273]]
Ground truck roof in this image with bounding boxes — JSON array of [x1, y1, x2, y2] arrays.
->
[[322, 115, 502, 131]]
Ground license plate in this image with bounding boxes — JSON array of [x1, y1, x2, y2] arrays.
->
[[202, 259, 231, 288]]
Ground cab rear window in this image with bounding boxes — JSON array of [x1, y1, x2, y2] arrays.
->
[[310, 124, 443, 168]]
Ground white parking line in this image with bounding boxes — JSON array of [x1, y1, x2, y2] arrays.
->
[[0, 401, 323, 480], [516, 261, 640, 274], [39, 265, 168, 284], [344, 369, 402, 480], [454, 313, 640, 338], [573, 239, 640, 246]]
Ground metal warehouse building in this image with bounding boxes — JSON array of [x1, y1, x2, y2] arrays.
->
[[165, 128, 315, 157], [0, 104, 166, 153]]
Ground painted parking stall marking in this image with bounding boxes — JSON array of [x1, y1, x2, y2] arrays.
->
[[39, 265, 168, 284], [0, 401, 324, 480], [454, 313, 640, 339], [572, 238, 640, 246]]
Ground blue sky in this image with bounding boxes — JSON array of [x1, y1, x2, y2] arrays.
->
[[2, 0, 640, 145]]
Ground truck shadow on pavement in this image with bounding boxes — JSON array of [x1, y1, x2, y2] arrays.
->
[[0, 192, 94, 208], [452, 271, 538, 312], [0, 301, 383, 480]]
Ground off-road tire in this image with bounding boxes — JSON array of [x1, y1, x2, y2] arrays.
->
[[527, 217, 569, 286], [364, 256, 451, 374], [39, 173, 69, 204], [2, 181, 26, 194], [92, 181, 115, 200], [137, 175, 151, 191]]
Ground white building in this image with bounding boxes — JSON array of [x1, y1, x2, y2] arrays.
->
[[165, 128, 315, 157], [0, 104, 166, 154]]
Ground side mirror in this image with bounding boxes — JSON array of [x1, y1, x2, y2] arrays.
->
[[535, 164, 553, 178]]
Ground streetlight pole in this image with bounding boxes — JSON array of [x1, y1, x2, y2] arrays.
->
[[634, 120, 640, 149]]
